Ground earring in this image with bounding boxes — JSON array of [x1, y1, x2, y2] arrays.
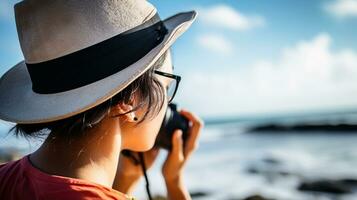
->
[[130, 112, 138, 122]]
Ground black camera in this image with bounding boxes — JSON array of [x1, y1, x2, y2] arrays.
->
[[121, 103, 189, 159], [154, 103, 189, 150]]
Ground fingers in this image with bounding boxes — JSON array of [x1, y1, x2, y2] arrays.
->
[[162, 129, 184, 180], [170, 129, 184, 163], [179, 109, 204, 157], [179, 109, 204, 125], [161, 110, 203, 181]]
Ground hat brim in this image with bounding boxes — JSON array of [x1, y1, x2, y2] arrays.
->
[[0, 11, 197, 124]]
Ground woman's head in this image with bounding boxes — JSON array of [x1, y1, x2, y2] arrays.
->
[[10, 49, 174, 151]]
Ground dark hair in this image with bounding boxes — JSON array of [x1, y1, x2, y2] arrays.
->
[[9, 49, 170, 140]]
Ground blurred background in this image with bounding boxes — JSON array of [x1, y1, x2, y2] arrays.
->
[[1, 0, 357, 199]]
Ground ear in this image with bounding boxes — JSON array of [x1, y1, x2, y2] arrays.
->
[[112, 101, 137, 122]]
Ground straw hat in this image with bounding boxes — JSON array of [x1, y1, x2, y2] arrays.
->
[[0, 0, 196, 124]]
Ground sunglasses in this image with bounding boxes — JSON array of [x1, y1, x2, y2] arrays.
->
[[154, 70, 181, 103]]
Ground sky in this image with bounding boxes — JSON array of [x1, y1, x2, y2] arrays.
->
[[1, 0, 357, 120]]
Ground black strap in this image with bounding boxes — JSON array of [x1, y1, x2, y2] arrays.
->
[[122, 151, 153, 200], [26, 13, 168, 94], [139, 152, 153, 200]]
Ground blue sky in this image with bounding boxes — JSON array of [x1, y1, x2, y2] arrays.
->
[[1, 0, 357, 119]]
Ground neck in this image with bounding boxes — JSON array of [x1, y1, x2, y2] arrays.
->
[[29, 116, 122, 188]]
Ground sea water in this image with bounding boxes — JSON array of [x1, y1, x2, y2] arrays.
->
[[2, 120, 357, 200], [134, 123, 357, 200]]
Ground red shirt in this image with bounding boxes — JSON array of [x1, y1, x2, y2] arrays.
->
[[0, 154, 135, 200]]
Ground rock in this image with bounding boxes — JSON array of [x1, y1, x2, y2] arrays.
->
[[246, 156, 292, 179], [262, 157, 281, 165], [190, 191, 210, 199], [247, 167, 259, 174], [243, 195, 275, 200], [226, 194, 275, 200], [246, 166, 293, 178], [298, 179, 351, 194], [339, 178, 357, 187], [248, 123, 357, 133]]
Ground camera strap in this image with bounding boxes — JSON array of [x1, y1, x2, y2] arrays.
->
[[138, 152, 153, 200], [121, 151, 153, 200]]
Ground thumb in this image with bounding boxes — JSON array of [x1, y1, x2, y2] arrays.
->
[[170, 129, 184, 161]]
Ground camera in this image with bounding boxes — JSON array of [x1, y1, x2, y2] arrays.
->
[[121, 103, 189, 160], [154, 103, 189, 150]]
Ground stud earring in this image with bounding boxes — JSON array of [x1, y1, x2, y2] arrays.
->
[[130, 112, 138, 122]]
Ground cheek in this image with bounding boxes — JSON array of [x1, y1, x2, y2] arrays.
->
[[125, 103, 168, 151]]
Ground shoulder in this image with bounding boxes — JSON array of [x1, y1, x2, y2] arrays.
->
[[0, 156, 29, 199], [0, 155, 134, 200], [0, 155, 25, 179]]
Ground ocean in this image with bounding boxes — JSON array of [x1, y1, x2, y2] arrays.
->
[[1, 115, 357, 200], [133, 117, 357, 200]]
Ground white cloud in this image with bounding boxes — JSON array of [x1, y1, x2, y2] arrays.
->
[[178, 33, 357, 117], [198, 4, 265, 31], [324, 0, 357, 18], [197, 33, 234, 55]]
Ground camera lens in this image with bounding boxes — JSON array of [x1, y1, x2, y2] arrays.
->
[[154, 103, 189, 150]]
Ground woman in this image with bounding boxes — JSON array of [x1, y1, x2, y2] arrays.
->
[[0, 0, 202, 199]]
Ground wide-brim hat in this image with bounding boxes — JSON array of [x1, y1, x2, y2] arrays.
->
[[0, 0, 197, 124]]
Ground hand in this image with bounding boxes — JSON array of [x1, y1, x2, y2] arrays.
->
[[112, 148, 159, 193], [162, 109, 204, 200]]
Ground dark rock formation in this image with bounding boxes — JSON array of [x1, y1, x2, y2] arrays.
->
[[226, 194, 275, 200], [248, 123, 357, 133], [297, 179, 356, 194], [190, 191, 210, 199]]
